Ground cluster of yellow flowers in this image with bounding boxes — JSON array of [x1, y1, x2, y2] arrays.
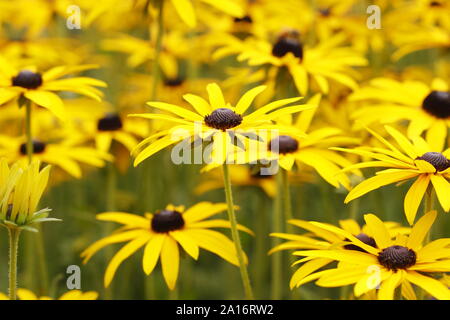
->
[[0, 0, 449, 300]]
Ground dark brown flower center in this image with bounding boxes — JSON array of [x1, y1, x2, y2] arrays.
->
[[269, 135, 299, 154], [12, 70, 43, 89], [416, 152, 450, 172], [204, 108, 243, 131], [344, 233, 377, 252], [430, 1, 442, 7], [422, 91, 450, 119], [97, 113, 123, 131], [164, 77, 184, 87], [319, 8, 331, 16], [234, 15, 252, 23], [378, 245, 416, 271], [272, 32, 303, 60], [19, 140, 46, 155], [151, 210, 185, 233]]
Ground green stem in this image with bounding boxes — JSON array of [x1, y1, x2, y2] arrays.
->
[[25, 100, 32, 163], [271, 170, 283, 300], [222, 164, 254, 300], [24, 99, 49, 295], [8, 228, 21, 300], [418, 186, 434, 300], [104, 163, 117, 300], [150, 0, 164, 101]]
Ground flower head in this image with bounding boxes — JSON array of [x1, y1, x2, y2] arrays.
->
[[0, 159, 58, 231], [293, 211, 450, 300], [81, 202, 252, 290]]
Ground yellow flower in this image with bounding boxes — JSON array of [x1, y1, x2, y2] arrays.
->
[[350, 77, 450, 151], [293, 211, 450, 300], [0, 289, 98, 300], [0, 134, 113, 179], [214, 31, 367, 95], [335, 125, 450, 224], [254, 94, 360, 189], [0, 60, 106, 120], [130, 83, 312, 166], [0, 159, 58, 231], [81, 202, 253, 290], [270, 217, 409, 289]]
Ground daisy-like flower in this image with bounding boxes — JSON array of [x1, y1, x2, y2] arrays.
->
[[350, 77, 450, 151], [81, 202, 252, 289], [255, 94, 360, 189], [334, 125, 450, 224], [0, 289, 98, 300], [0, 159, 58, 231], [293, 211, 450, 300], [213, 30, 367, 95], [130, 83, 313, 166], [270, 218, 409, 289], [0, 134, 113, 178], [0, 60, 106, 120]]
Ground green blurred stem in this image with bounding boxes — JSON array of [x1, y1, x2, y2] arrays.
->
[[150, 0, 164, 101], [104, 163, 117, 300], [222, 164, 254, 300], [271, 170, 283, 300], [25, 100, 33, 163], [24, 99, 49, 294], [281, 169, 293, 230], [8, 228, 21, 300]]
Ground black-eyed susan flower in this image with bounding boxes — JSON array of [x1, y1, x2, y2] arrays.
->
[[0, 134, 113, 179], [334, 125, 450, 224], [270, 218, 409, 290], [350, 77, 450, 151], [0, 289, 98, 300], [130, 83, 312, 166], [214, 30, 367, 95], [293, 211, 450, 300], [0, 60, 106, 120], [81, 202, 252, 290], [254, 94, 360, 189]]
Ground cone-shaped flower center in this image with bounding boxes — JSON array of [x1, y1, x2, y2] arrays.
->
[[416, 152, 450, 172], [422, 91, 450, 119], [151, 210, 185, 233], [12, 70, 43, 89], [272, 31, 303, 59], [97, 113, 123, 131], [164, 77, 184, 87], [378, 245, 416, 271], [344, 233, 377, 252], [204, 108, 243, 130], [269, 135, 299, 154], [19, 140, 46, 155]]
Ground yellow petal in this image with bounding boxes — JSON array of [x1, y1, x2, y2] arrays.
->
[[407, 210, 437, 249], [404, 174, 430, 225], [24, 90, 65, 120], [406, 271, 450, 300], [142, 234, 165, 275], [160, 236, 180, 290], [430, 175, 450, 212]]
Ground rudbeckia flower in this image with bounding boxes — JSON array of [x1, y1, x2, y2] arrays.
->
[[214, 30, 367, 95], [270, 218, 409, 289], [335, 125, 450, 224], [0, 134, 113, 178], [350, 77, 450, 151], [293, 211, 450, 300], [0, 61, 106, 120], [0, 289, 98, 300], [0, 159, 58, 231], [81, 202, 252, 290], [130, 83, 313, 166], [255, 94, 360, 189]]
